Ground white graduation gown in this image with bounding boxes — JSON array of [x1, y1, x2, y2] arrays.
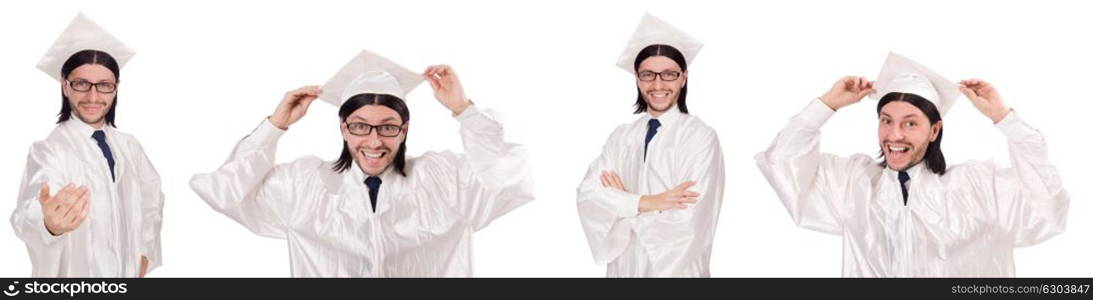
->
[[189, 105, 533, 277], [10, 119, 165, 277], [577, 107, 726, 277], [755, 99, 1069, 277]]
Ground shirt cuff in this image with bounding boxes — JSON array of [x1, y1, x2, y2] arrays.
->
[[453, 104, 481, 122], [800, 98, 837, 129], [994, 110, 1034, 140], [37, 218, 65, 245], [250, 118, 287, 147], [616, 191, 641, 218]]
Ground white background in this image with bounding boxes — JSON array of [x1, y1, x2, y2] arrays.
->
[[1, 0, 1089, 277]]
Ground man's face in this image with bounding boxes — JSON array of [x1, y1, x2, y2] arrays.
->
[[878, 101, 941, 171], [62, 64, 116, 127], [342, 105, 407, 176], [636, 56, 687, 116]]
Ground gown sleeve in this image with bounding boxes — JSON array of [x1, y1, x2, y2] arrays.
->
[[989, 112, 1069, 247], [755, 99, 872, 235], [128, 138, 165, 274], [576, 126, 642, 264], [189, 119, 300, 239], [10, 141, 69, 275], [421, 105, 535, 231], [630, 125, 725, 276]]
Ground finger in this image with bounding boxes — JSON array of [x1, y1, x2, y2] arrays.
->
[[683, 191, 701, 198], [974, 80, 994, 92], [71, 186, 89, 205], [836, 77, 850, 90], [607, 175, 621, 190], [960, 87, 980, 101], [62, 192, 87, 220], [38, 183, 50, 204], [299, 85, 320, 94], [431, 64, 450, 75], [298, 96, 317, 109], [288, 87, 319, 103], [293, 86, 314, 96], [860, 79, 874, 92], [68, 194, 90, 225], [424, 73, 442, 92], [599, 173, 609, 187], [674, 181, 697, 191], [606, 171, 620, 185], [54, 184, 75, 206], [442, 66, 456, 79], [286, 87, 306, 98], [78, 195, 91, 221], [299, 91, 320, 101], [66, 186, 89, 210], [608, 173, 626, 191], [855, 84, 874, 98], [601, 173, 618, 189]]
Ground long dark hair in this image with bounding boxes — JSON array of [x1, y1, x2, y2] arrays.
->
[[876, 92, 946, 175], [632, 44, 689, 114], [332, 93, 410, 176], [58, 50, 120, 127]]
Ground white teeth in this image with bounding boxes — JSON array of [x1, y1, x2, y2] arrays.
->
[[363, 152, 383, 158], [888, 145, 909, 153]]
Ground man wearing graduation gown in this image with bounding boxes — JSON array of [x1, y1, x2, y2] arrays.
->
[[10, 13, 164, 277], [576, 14, 726, 277], [755, 53, 1069, 277], [189, 50, 533, 277]]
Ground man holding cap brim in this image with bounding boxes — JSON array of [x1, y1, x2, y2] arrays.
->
[[755, 52, 1069, 277]]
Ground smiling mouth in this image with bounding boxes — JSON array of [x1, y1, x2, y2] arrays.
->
[[648, 91, 671, 98], [361, 150, 386, 159], [886, 144, 910, 153]]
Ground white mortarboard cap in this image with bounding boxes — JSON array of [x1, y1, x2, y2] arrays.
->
[[870, 52, 961, 116], [36, 13, 135, 81], [320, 50, 424, 106], [615, 13, 703, 74]]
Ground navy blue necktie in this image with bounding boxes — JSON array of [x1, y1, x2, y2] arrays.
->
[[898, 171, 910, 206], [644, 119, 661, 161], [91, 130, 116, 182], [365, 176, 382, 212]]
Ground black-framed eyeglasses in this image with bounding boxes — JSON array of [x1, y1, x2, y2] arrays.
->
[[345, 122, 404, 137], [65, 80, 117, 93], [637, 70, 682, 82]]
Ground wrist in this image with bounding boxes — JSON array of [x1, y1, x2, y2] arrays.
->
[[450, 100, 471, 116], [637, 195, 654, 213], [819, 96, 840, 111], [990, 107, 1011, 124], [44, 222, 60, 236], [268, 116, 288, 130]]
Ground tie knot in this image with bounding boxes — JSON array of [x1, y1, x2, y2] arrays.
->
[[648, 119, 661, 130], [898, 171, 910, 184], [364, 176, 382, 189], [92, 130, 107, 142]]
